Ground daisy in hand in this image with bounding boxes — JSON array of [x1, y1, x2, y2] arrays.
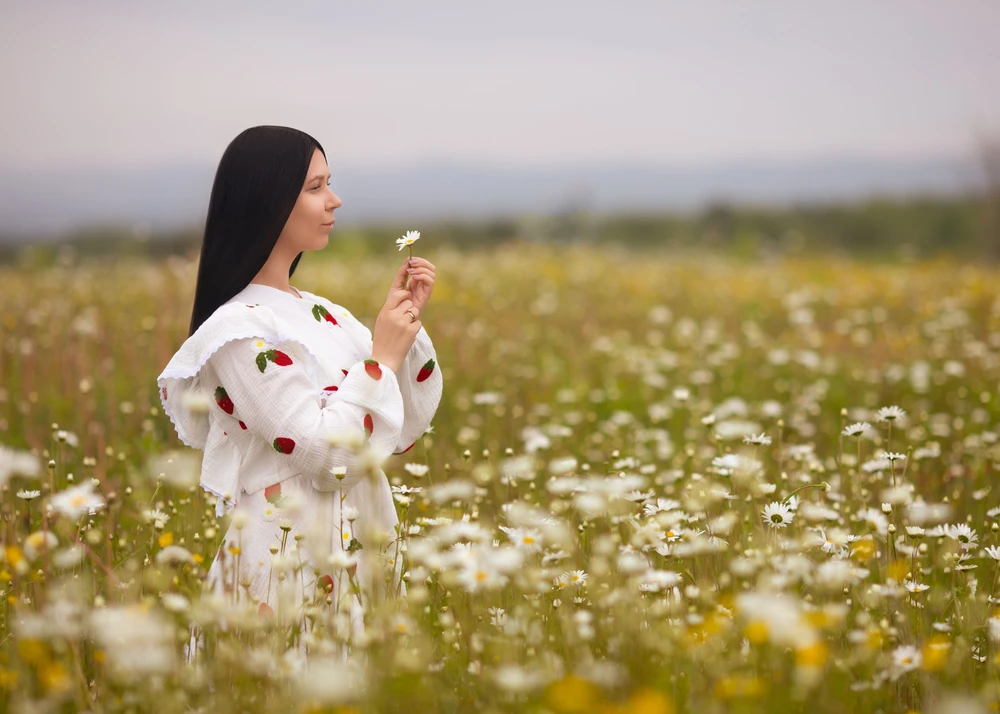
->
[[396, 230, 421, 253], [391, 229, 435, 314]]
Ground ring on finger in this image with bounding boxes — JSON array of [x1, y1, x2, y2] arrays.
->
[[405, 309, 417, 322]]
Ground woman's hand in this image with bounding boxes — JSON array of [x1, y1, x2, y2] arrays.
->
[[404, 256, 435, 315], [371, 284, 421, 374]]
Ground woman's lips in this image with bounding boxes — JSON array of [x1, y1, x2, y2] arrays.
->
[[322, 220, 335, 228]]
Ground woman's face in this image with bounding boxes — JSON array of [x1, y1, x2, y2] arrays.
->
[[278, 147, 342, 252]]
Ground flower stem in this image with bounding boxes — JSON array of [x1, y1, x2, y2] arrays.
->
[[784, 482, 829, 503]]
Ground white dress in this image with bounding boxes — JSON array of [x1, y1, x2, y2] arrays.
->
[[156, 282, 442, 623]]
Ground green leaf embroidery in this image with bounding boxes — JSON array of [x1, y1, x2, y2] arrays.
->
[[346, 537, 363, 552], [256, 352, 268, 373]]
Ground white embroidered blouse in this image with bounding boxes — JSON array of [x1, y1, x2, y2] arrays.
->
[[156, 282, 442, 610]]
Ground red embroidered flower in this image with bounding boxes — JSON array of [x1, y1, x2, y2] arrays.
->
[[317, 574, 334, 593], [271, 350, 293, 366], [311, 303, 339, 326], [364, 359, 382, 380], [416, 358, 436, 383], [214, 386, 234, 415], [258, 602, 274, 618], [264, 483, 281, 504], [363, 414, 374, 438], [160, 385, 168, 401], [239, 420, 248, 430], [322, 385, 339, 392], [256, 348, 294, 373], [273, 437, 296, 454]]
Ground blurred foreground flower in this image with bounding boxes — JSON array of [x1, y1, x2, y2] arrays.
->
[[0, 443, 42, 486], [48, 481, 105, 520], [146, 448, 201, 489], [89, 606, 175, 681]]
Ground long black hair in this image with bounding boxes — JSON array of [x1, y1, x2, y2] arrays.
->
[[188, 125, 325, 336]]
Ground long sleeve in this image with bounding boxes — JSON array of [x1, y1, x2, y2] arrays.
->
[[209, 336, 405, 493], [333, 303, 443, 455], [391, 327, 443, 454]]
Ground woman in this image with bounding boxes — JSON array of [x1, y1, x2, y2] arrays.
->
[[156, 125, 442, 637]]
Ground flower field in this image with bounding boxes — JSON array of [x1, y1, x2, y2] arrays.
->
[[2, 244, 1000, 713]]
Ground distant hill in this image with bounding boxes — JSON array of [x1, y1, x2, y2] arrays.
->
[[0, 155, 982, 244]]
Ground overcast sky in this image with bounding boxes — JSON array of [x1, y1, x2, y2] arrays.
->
[[2, 0, 999, 173]]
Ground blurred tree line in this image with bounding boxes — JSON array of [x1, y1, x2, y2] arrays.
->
[[2, 192, 999, 267]]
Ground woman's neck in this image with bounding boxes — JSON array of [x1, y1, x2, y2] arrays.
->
[[250, 263, 301, 298]]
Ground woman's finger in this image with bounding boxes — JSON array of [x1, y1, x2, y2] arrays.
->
[[408, 275, 434, 291], [388, 289, 412, 308], [408, 257, 435, 271]]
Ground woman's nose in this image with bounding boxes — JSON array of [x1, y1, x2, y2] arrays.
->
[[329, 192, 343, 209]]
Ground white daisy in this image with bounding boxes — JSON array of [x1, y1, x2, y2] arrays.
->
[[875, 405, 906, 423], [0, 445, 43, 485], [160, 593, 189, 613], [23, 530, 58, 561], [638, 569, 682, 592], [142, 508, 170, 528], [762, 501, 794, 529], [48, 481, 105, 521], [16, 489, 41, 500], [404, 463, 429, 477], [945, 523, 978, 550], [250, 338, 275, 354], [643, 498, 680, 516], [890, 645, 922, 679], [155, 546, 194, 567], [842, 422, 871, 438], [499, 526, 543, 552], [542, 549, 569, 565], [396, 229, 421, 251], [456, 546, 524, 593], [861, 508, 889, 535], [488, 607, 507, 628]]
